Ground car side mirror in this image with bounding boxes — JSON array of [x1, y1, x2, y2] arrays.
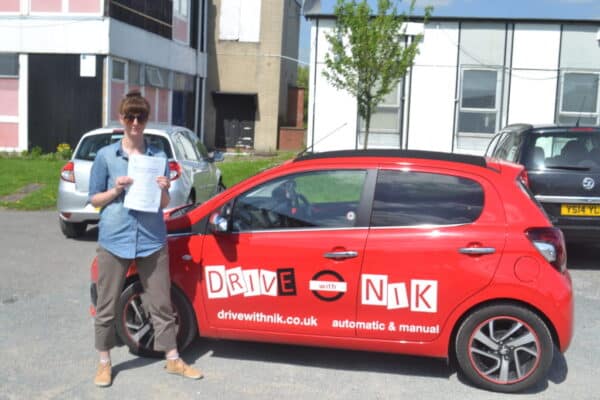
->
[[209, 212, 229, 233], [208, 150, 225, 162]]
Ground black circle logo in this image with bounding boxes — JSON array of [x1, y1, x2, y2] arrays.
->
[[310, 270, 346, 302]]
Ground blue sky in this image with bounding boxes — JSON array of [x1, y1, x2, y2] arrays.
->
[[298, 0, 600, 64]]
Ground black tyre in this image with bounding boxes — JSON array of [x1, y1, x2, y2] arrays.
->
[[455, 303, 554, 393], [59, 219, 87, 238], [115, 280, 198, 358]]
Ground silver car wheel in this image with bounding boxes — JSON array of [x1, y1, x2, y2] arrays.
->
[[468, 316, 540, 384]]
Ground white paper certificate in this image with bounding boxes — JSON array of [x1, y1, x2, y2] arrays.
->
[[124, 154, 166, 212]]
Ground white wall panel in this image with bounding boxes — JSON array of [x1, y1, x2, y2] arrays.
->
[[311, 64, 358, 151], [512, 24, 560, 69], [508, 70, 557, 124], [110, 20, 198, 75], [0, 18, 109, 54], [509, 24, 560, 124], [407, 22, 459, 152], [309, 19, 357, 152], [219, 0, 240, 40], [239, 0, 261, 42]]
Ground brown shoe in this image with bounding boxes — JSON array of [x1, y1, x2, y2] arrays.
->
[[165, 358, 203, 380], [94, 362, 112, 387]]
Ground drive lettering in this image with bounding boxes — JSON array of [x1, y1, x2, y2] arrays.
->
[[205, 265, 297, 299]]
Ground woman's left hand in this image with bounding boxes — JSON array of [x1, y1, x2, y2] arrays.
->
[[156, 176, 171, 191]]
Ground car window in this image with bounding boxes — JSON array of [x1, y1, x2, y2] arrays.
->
[[194, 140, 210, 159], [74, 133, 172, 161], [370, 170, 484, 226], [484, 132, 502, 157], [145, 134, 173, 158], [74, 134, 119, 161], [174, 132, 200, 161], [230, 170, 367, 231], [493, 132, 522, 162], [534, 131, 600, 169]]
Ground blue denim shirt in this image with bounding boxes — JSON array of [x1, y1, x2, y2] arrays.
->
[[89, 140, 169, 259]]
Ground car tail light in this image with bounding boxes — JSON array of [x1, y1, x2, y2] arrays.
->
[[169, 161, 181, 181], [60, 161, 75, 182], [525, 227, 567, 272], [519, 169, 529, 187]]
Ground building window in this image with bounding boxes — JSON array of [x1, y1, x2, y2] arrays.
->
[[219, 0, 261, 43], [128, 62, 142, 86], [557, 72, 599, 125], [173, 72, 194, 92], [145, 66, 167, 88], [109, 0, 172, 40], [458, 68, 500, 134], [112, 59, 126, 81], [0, 53, 18, 77], [358, 80, 403, 148], [173, 0, 188, 17]]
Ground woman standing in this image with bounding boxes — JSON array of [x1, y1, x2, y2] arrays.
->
[[89, 90, 202, 387]]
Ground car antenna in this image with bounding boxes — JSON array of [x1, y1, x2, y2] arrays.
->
[[296, 123, 348, 158]]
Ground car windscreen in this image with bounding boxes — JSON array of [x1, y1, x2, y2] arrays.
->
[[74, 133, 173, 161], [525, 131, 600, 171]]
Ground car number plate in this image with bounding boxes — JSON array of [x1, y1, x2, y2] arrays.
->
[[560, 204, 600, 216]]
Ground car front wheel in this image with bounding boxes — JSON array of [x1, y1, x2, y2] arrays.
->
[[455, 303, 554, 393], [115, 280, 198, 358]]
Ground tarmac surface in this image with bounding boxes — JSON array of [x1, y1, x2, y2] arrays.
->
[[1, 210, 599, 400]]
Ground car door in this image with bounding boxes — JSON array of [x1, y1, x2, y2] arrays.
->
[[188, 133, 219, 197], [356, 166, 506, 341], [199, 169, 370, 336], [174, 131, 212, 202]]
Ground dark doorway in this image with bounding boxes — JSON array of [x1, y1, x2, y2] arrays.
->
[[172, 90, 196, 130], [213, 93, 256, 149], [28, 54, 103, 152]]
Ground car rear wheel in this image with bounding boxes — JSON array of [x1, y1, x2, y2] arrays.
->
[[59, 219, 87, 238], [455, 303, 554, 393], [115, 280, 198, 358]]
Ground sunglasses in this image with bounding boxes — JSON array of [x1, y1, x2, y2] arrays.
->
[[123, 113, 148, 123]]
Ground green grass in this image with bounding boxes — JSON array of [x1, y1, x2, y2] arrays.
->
[[0, 159, 67, 210], [219, 152, 295, 188], [0, 152, 296, 210]]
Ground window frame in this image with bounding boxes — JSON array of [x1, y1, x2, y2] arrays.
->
[[557, 70, 600, 125], [0, 53, 18, 77], [357, 79, 404, 149], [457, 67, 502, 136], [370, 169, 485, 227], [111, 59, 127, 82], [229, 170, 369, 232]]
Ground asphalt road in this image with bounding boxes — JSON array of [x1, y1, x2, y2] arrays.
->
[[1, 210, 599, 400]]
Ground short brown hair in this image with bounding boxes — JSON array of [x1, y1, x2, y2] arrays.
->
[[119, 90, 150, 117]]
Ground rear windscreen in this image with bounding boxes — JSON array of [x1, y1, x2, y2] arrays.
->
[[525, 131, 600, 170], [74, 134, 172, 161]]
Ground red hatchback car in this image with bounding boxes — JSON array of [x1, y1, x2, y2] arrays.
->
[[90, 150, 573, 393]]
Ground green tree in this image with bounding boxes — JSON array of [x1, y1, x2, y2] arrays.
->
[[323, 0, 432, 149]]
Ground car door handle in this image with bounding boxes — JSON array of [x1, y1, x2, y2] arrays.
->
[[323, 251, 358, 260], [458, 247, 496, 255], [181, 254, 192, 261]]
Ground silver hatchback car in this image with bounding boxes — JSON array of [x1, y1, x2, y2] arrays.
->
[[58, 125, 224, 238]]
